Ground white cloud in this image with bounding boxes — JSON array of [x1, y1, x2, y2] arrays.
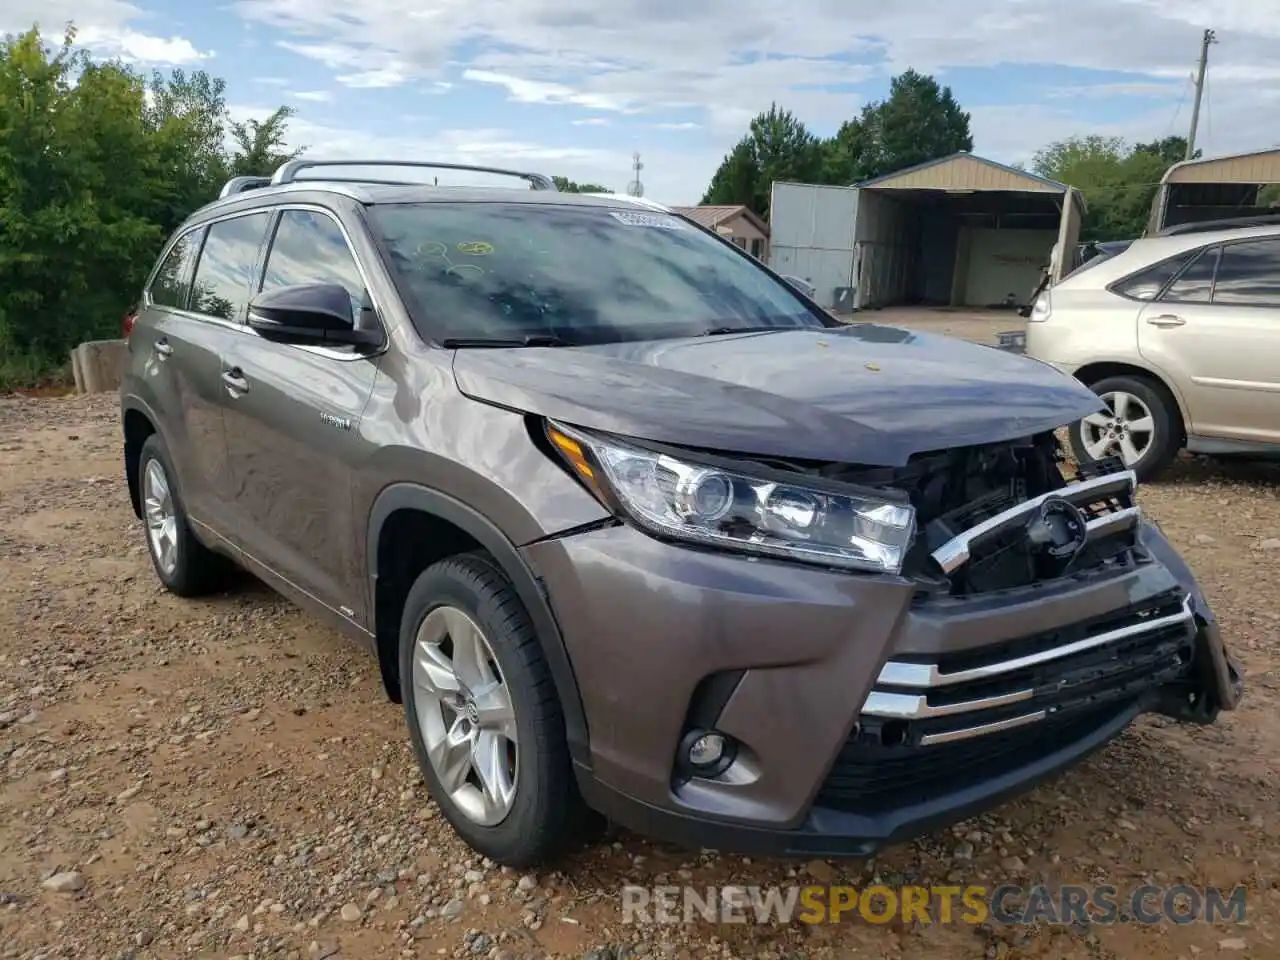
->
[[227, 0, 1280, 197], [226, 108, 720, 204], [291, 90, 332, 102], [571, 118, 611, 126], [2, 0, 212, 65], [236, 0, 1280, 138]]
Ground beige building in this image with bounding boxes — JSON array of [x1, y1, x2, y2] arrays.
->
[[671, 205, 770, 260], [769, 152, 1085, 310], [1148, 147, 1280, 233]]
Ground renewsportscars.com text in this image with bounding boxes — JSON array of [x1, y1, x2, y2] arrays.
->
[[620, 883, 1247, 926]]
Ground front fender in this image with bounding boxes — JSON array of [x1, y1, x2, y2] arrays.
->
[[365, 481, 594, 767]]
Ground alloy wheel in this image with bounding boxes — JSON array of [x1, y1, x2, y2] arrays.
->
[[412, 606, 519, 826], [143, 458, 179, 576], [1080, 390, 1155, 467]]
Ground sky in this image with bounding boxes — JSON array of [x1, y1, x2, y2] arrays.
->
[[7, 0, 1280, 205]]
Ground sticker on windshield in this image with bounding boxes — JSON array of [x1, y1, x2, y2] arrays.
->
[[608, 211, 688, 229]]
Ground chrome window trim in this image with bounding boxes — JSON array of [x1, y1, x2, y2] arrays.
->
[[143, 203, 389, 363]]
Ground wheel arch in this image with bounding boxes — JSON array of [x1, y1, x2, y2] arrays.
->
[[1070, 359, 1189, 442], [367, 482, 591, 767], [121, 397, 163, 519]]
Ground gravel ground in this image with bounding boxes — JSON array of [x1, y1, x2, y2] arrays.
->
[[1, 382, 1278, 959]]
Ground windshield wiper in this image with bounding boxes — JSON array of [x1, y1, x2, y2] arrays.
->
[[699, 325, 785, 337], [440, 334, 570, 348]]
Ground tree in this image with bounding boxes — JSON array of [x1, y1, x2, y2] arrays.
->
[[1133, 135, 1199, 166], [227, 106, 304, 177], [702, 104, 824, 217], [552, 176, 611, 193], [856, 70, 973, 180], [1031, 135, 1175, 241], [0, 24, 298, 387]]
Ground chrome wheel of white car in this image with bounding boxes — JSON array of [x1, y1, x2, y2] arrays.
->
[[1080, 390, 1155, 467], [1070, 374, 1181, 482], [412, 605, 519, 826]]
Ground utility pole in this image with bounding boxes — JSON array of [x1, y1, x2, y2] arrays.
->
[[1186, 28, 1217, 160]]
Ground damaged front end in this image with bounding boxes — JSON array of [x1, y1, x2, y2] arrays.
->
[[759, 432, 1243, 812]]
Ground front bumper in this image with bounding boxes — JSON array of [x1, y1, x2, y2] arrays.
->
[[522, 519, 1242, 857]]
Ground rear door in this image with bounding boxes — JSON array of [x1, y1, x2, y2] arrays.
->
[[219, 205, 384, 623], [1137, 237, 1280, 443], [131, 217, 264, 538]]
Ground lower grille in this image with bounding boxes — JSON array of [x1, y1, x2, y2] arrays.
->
[[816, 703, 1130, 813], [816, 590, 1195, 813]]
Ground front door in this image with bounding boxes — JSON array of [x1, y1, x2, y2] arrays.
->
[[1137, 237, 1280, 444], [220, 207, 383, 622]]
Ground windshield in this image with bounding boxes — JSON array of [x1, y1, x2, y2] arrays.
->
[[369, 202, 827, 344]]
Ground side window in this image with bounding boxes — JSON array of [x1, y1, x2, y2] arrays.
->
[[148, 230, 201, 308], [1114, 251, 1196, 301], [1161, 246, 1219, 303], [189, 212, 271, 321], [1212, 240, 1280, 305], [260, 209, 367, 317]]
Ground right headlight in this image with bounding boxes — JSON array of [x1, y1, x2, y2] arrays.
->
[[546, 421, 915, 575]]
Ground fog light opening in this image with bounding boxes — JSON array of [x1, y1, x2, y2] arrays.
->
[[678, 728, 737, 778]]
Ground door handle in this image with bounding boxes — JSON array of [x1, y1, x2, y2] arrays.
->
[[1146, 314, 1186, 328], [221, 368, 249, 395], [154, 338, 173, 357]]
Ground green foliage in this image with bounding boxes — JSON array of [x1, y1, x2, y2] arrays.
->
[[702, 73, 972, 218], [1032, 135, 1190, 241], [553, 176, 611, 193], [0, 24, 299, 388], [702, 104, 824, 217]]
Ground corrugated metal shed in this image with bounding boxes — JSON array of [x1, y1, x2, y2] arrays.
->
[[857, 153, 1070, 194], [1161, 148, 1280, 184]]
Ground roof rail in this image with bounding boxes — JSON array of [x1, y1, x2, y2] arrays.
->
[[218, 175, 272, 199], [1158, 212, 1280, 236], [268, 159, 559, 191]]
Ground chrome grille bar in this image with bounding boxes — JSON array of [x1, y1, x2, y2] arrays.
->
[[931, 469, 1138, 574], [862, 687, 1033, 719], [919, 711, 1047, 746], [874, 594, 1192, 690]]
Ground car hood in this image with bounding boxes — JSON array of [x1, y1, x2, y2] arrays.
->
[[451, 323, 1104, 467]]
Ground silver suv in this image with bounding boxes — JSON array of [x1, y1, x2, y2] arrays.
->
[[1026, 216, 1280, 480]]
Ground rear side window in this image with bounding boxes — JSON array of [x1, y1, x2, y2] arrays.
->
[[1161, 246, 1219, 303], [189, 213, 271, 321], [1212, 239, 1280, 305], [1113, 251, 1196, 300], [149, 230, 201, 308], [260, 210, 366, 318]]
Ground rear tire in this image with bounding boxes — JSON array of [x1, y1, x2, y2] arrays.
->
[[137, 435, 233, 596], [1069, 374, 1180, 482], [398, 553, 580, 867]]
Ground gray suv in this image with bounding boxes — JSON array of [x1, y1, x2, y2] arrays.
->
[[119, 160, 1244, 868]]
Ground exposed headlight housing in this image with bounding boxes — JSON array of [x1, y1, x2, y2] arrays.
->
[[546, 421, 915, 575]]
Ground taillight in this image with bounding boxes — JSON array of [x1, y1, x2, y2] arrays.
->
[[122, 309, 137, 339]]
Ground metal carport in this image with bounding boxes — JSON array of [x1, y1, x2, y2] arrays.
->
[[849, 153, 1084, 310], [1148, 148, 1280, 233]]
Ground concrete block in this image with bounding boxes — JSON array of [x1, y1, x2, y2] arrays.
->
[[71, 339, 128, 394]]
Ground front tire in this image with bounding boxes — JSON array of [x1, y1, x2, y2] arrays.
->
[[1070, 374, 1181, 482], [137, 435, 232, 596], [398, 553, 579, 867]]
